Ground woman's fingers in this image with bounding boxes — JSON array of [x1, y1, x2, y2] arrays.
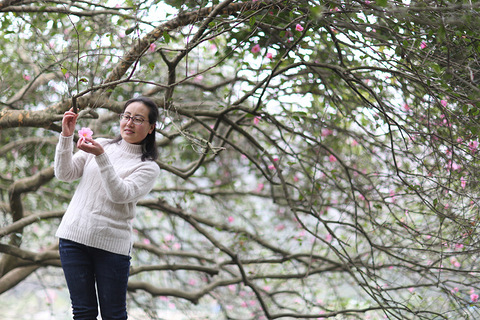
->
[[77, 137, 104, 156]]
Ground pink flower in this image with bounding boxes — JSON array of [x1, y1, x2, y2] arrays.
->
[[164, 234, 174, 242], [295, 24, 304, 32], [23, 74, 31, 81], [253, 116, 261, 125], [321, 128, 333, 136], [440, 99, 447, 107], [329, 154, 337, 162], [420, 41, 427, 49], [251, 44, 261, 53], [471, 293, 479, 303], [148, 43, 156, 53], [268, 158, 278, 169], [78, 127, 93, 139], [461, 176, 467, 189], [447, 160, 461, 171], [450, 257, 461, 268], [266, 52, 273, 59], [255, 183, 264, 193], [469, 141, 478, 153], [228, 216, 234, 223]]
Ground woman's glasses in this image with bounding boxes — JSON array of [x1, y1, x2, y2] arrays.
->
[[119, 113, 145, 125]]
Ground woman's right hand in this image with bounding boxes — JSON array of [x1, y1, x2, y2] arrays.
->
[[61, 108, 78, 137]]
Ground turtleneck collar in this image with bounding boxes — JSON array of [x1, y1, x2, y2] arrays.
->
[[118, 139, 143, 155]]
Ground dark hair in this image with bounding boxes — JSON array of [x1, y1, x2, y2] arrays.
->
[[111, 96, 159, 161]]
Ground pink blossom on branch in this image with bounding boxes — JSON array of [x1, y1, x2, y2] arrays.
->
[[148, 43, 156, 53], [295, 24, 304, 32], [268, 157, 279, 170], [78, 127, 93, 139], [321, 128, 333, 136], [461, 176, 467, 189], [251, 44, 261, 53], [471, 293, 479, 303], [468, 140, 478, 153]]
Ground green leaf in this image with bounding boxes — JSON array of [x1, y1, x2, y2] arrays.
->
[[163, 30, 170, 44], [376, 0, 387, 6], [125, 24, 138, 35]]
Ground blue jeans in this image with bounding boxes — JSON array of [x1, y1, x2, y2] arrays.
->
[[59, 238, 131, 320]]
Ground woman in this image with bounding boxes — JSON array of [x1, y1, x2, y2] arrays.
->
[[54, 97, 160, 320]]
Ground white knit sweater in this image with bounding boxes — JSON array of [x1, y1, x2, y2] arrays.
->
[[54, 135, 160, 256]]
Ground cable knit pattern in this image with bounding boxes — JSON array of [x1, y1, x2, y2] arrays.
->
[[54, 135, 160, 256]]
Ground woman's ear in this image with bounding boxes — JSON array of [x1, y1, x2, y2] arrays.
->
[[148, 124, 155, 134]]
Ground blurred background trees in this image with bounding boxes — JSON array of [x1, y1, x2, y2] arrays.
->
[[2, 0, 480, 319]]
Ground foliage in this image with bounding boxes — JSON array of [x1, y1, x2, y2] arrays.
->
[[2, 0, 480, 319]]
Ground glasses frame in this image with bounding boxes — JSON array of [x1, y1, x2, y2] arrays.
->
[[119, 113, 146, 126]]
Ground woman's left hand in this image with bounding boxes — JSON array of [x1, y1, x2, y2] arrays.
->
[[77, 136, 105, 156]]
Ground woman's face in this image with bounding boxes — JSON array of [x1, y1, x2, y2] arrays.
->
[[120, 102, 155, 144]]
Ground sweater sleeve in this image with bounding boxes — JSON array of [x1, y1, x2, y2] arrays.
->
[[95, 153, 160, 204], [54, 135, 89, 182]]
